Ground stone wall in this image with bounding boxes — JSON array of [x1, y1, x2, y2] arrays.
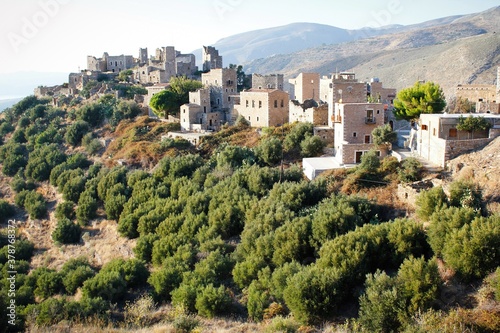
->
[[202, 68, 237, 111], [289, 73, 320, 103], [314, 126, 334, 146], [235, 89, 289, 127], [252, 74, 284, 90], [202, 46, 222, 71], [445, 138, 495, 163]]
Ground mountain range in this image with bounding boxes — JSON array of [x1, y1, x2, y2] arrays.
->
[[200, 6, 500, 100]]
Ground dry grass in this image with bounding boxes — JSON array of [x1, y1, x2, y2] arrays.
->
[[28, 216, 136, 271]]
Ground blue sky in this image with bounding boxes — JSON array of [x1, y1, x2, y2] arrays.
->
[[0, 0, 498, 74]]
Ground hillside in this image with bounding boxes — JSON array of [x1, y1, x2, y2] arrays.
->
[[448, 136, 500, 210], [193, 12, 476, 67], [0, 95, 499, 332], [242, 6, 500, 99]]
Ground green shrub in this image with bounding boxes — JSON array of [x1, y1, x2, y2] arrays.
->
[[300, 134, 325, 157], [448, 180, 483, 212], [442, 215, 500, 281], [34, 270, 63, 299], [255, 137, 283, 166], [16, 190, 47, 219], [148, 258, 188, 302], [99, 258, 149, 288], [358, 271, 402, 333], [0, 199, 15, 221], [427, 207, 478, 256], [398, 157, 422, 183], [82, 270, 127, 302], [55, 201, 76, 220], [195, 284, 231, 318], [415, 187, 448, 220], [284, 122, 313, 152], [61, 259, 96, 294], [52, 218, 81, 244], [283, 266, 346, 324], [171, 281, 198, 313], [65, 120, 90, 146]]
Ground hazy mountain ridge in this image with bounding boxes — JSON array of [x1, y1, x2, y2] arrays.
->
[[241, 6, 500, 100], [193, 12, 475, 66]]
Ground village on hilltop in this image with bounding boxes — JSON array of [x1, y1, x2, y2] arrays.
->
[[35, 45, 500, 178]]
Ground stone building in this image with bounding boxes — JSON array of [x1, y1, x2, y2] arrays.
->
[[180, 88, 223, 131], [87, 53, 134, 73], [138, 48, 148, 65], [144, 83, 169, 117], [134, 65, 168, 84], [202, 46, 223, 71], [333, 102, 387, 164], [132, 47, 197, 84], [68, 71, 107, 92], [289, 103, 329, 125], [252, 74, 284, 90], [417, 113, 500, 167], [201, 68, 237, 112], [233, 89, 289, 127], [288, 73, 320, 103], [454, 67, 500, 114]]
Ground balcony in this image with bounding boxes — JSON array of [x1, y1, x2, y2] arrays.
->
[[331, 115, 342, 123], [365, 117, 376, 124]]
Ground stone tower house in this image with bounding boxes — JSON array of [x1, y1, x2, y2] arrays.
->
[[202, 46, 223, 72]]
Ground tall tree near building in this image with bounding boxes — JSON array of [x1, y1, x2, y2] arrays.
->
[[149, 77, 203, 118], [393, 81, 446, 121]]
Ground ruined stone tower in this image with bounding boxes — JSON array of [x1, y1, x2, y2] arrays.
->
[[139, 48, 148, 65]]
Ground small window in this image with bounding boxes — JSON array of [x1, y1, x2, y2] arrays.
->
[[246, 100, 249, 107], [259, 101, 262, 108], [376, 110, 380, 114], [257, 116, 260, 121], [252, 100, 255, 108], [353, 132, 357, 137], [449, 128, 457, 138], [365, 135, 370, 144], [421, 125, 428, 130], [274, 100, 278, 108], [281, 100, 284, 107], [228, 96, 230, 102], [248, 116, 250, 121]]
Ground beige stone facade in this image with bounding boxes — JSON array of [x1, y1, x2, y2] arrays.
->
[[288, 73, 320, 103], [456, 84, 499, 113], [417, 113, 500, 167], [333, 102, 387, 164], [180, 89, 218, 131], [289, 103, 329, 126], [87, 53, 134, 73], [202, 68, 237, 112], [233, 89, 289, 127], [454, 66, 500, 114], [202, 46, 223, 71]]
